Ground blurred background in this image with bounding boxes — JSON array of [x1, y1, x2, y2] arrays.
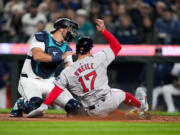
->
[[0, 0, 180, 112]]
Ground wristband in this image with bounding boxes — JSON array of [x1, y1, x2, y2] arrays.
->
[[52, 53, 62, 62]]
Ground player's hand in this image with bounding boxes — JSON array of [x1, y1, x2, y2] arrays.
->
[[62, 51, 74, 60], [96, 19, 105, 32], [27, 103, 48, 118]]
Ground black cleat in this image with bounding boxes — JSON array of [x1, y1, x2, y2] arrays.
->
[[10, 98, 24, 117], [10, 110, 23, 117]]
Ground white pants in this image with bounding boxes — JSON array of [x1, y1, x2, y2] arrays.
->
[[87, 88, 126, 117], [152, 86, 163, 111], [0, 87, 7, 109], [162, 84, 180, 112], [18, 77, 73, 108]]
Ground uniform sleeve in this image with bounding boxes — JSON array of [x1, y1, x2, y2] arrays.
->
[[102, 29, 122, 57], [94, 47, 115, 67], [54, 71, 68, 90], [29, 36, 45, 51]]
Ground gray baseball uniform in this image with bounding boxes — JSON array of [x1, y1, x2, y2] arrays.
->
[[55, 47, 125, 116]]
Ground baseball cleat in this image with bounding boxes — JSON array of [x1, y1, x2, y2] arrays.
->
[[127, 109, 151, 120], [10, 110, 23, 117], [10, 98, 24, 117]]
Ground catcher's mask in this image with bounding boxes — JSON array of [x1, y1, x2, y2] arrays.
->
[[51, 18, 79, 42], [76, 36, 93, 55]]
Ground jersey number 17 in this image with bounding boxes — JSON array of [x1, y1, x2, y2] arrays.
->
[[78, 71, 97, 93]]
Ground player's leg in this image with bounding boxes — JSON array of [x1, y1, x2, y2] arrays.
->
[[10, 77, 27, 117], [86, 89, 126, 117], [111, 88, 147, 112], [111, 88, 149, 119], [152, 86, 163, 111], [10, 77, 44, 117], [86, 88, 142, 117], [162, 84, 180, 112]]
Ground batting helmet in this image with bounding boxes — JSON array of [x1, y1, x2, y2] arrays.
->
[[51, 18, 79, 33], [76, 36, 93, 54], [65, 99, 87, 116]]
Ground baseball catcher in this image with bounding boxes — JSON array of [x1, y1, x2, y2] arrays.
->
[[10, 18, 83, 117]]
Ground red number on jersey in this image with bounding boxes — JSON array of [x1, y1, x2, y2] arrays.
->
[[78, 71, 97, 93]]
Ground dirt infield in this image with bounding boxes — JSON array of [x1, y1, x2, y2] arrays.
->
[[0, 113, 180, 122]]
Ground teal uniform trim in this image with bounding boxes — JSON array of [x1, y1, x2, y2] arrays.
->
[[35, 61, 40, 75], [47, 33, 67, 78], [48, 33, 67, 53]]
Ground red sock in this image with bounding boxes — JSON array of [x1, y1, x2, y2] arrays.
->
[[44, 86, 63, 106], [123, 92, 141, 108]]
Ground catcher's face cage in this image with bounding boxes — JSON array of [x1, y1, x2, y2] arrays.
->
[[76, 36, 93, 55], [51, 18, 79, 42], [54, 18, 79, 31]]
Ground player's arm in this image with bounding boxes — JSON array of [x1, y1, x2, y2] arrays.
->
[[44, 71, 68, 106], [32, 48, 73, 63], [43, 85, 63, 105], [96, 19, 122, 57]]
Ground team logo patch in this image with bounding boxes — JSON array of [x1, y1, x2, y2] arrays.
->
[[53, 52, 58, 56]]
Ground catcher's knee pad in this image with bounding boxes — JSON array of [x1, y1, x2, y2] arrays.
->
[[65, 99, 85, 116], [23, 97, 43, 114]]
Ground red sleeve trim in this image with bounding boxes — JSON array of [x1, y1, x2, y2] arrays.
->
[[44, 86, 63, 106], [102, 29, 122, 57]]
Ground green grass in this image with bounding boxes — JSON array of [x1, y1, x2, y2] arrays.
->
[[151, 111, 180, 116], [0, 109, 66, 114], [0, 121, 180, 135], [0, 109, 180, 135]]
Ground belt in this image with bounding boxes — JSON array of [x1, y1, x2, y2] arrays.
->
[[21, 73, 40, 80], [88, 97, 106, 110], [21, 73, 28, 78], [27, 55, 32, 60], [89, 105, 95, 110]]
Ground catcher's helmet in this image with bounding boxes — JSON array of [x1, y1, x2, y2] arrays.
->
[[51, 18, 79, 33], [76, 36, 93, 54]]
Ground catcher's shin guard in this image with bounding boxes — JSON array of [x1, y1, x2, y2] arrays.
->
[[23, 97, 43, 114]]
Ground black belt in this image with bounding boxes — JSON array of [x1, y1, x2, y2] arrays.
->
[[21, 73, 28, 78], [21, 73, 40, 80], [89, 105, 95, 110], [27, 55, 32, 60]]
